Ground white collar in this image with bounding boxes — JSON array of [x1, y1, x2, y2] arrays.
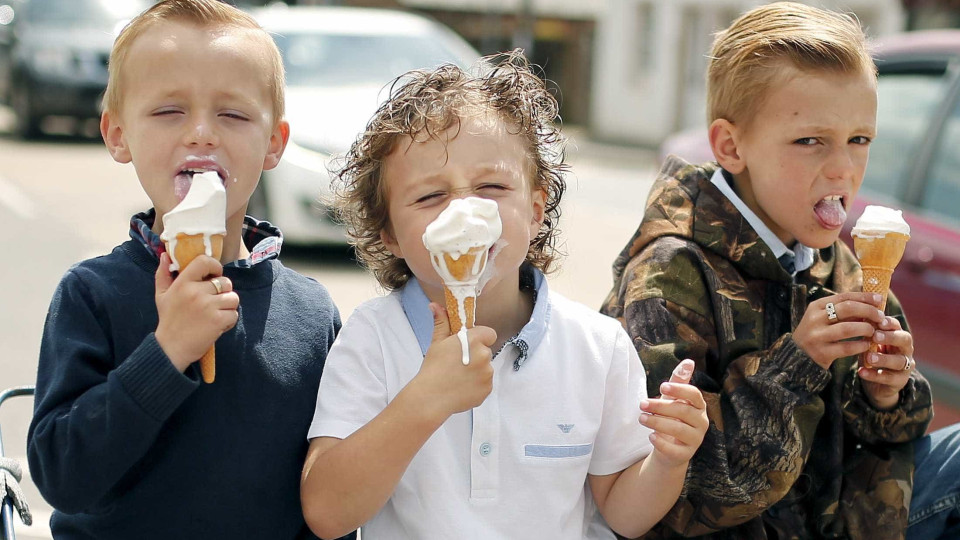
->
[[709, 168, 815, 274]]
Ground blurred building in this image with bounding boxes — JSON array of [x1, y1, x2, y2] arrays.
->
[[298, 0, 602, 125], [294, 0, 904, 144], [591, 0, 905, 146]]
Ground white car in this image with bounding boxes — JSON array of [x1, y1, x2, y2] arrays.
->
[[249, 5, 481, 245]]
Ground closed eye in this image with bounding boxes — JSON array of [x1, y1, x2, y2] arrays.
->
[[221, 112, 249, 121], [477, 183, 509, 193], [152, 108, 182, 117], [414, 192, 444, 205]]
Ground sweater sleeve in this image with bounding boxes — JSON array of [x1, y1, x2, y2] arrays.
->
[[601, 241, 831, 536], [27, 268, 198, 513], [839, 289, 933, 444]]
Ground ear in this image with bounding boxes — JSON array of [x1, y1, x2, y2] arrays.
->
[[380, 226, 403, 259], [529, 187, 547, 238], [262, 119, 290, 171], [100, 110, 132, 164], [708, 118, 745, 175]]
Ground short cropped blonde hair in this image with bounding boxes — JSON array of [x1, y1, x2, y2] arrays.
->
[[103, 0, 284, 123], [707, 1, 874, 126]]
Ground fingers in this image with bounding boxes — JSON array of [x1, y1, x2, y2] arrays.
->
[[659, 381, 705, 409], [819, 292, 884, 308], [430, 303, 452, 344], [156, 253, 174, 295], [823, 300, 886, 326], [668, 359, 695, 384], [178, 255, 224, 282], [872, 326, 914, 357], [640, 395, 707, 448]]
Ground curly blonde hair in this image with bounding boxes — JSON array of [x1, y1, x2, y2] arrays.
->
[[334, 50, 567, 290]]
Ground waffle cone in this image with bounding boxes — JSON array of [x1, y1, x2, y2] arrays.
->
[[163, 232, 224, 383], [434, 246, 487, 334], [853, 232, 910, 269], [444, 286, 475, 334], [854, 231, 909, 354]]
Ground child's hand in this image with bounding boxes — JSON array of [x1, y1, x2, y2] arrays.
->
[[639, 359, 708, 468], [409, 303, 496, 422], [858, 316, 915, 410], [793, 293, 886, 370], [155, 252, 240, 372]]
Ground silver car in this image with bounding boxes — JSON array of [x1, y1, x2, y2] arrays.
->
[[249, 5, 480, 245]]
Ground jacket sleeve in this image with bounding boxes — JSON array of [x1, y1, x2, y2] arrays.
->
[[839, 289, 933, 445], [602, 242, 831, 536], [27, 268, 198, 513]]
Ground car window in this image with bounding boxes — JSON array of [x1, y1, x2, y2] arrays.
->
[[921, 92, 960, 223], [274, 32, 469, 87], [864, 71, 948, 199]]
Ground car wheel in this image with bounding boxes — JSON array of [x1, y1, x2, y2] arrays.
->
[[11, 83, 41, 139]]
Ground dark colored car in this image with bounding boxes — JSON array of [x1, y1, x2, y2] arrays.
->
[[660, 30, 960, 430], [0, 0, 150, 138]]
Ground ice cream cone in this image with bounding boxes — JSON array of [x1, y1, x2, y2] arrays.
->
[[854, 231, 909, 354], [433, 246, 487, 334], [854, 231, 909, 311], [164, 232, 225, 383]]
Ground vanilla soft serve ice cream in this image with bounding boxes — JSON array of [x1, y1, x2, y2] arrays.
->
[[851, 205, 911, 239], [160, 171, 227, 272], [422, 197, 502, 365]]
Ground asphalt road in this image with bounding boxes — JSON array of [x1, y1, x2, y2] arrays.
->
[[0, 109, 657, 537]]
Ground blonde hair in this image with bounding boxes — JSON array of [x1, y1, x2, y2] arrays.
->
[[707, 1, 874, 126], [103, 0, 284, 123], [334, 50, 567, 290]]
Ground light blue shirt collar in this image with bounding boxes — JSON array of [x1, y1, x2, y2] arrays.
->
[[709, 168, 815, 274], [400, 264, 550, 371]]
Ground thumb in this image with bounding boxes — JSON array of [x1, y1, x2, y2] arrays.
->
[[669, 359, 695, 384], [430, 302, 452, 344], [155, 252, 174, 296]]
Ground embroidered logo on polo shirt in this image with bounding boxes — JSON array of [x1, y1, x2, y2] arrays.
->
[[557, 424, 574, 433]]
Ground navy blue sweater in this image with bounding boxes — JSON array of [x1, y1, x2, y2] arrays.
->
[[28, 237, 343, 539]]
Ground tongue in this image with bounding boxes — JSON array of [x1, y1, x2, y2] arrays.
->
[[174, 173, 193, 202], [814, 199, 846, 228]]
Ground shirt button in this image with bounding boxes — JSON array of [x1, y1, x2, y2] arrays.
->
[[479, 442, 492, 456]]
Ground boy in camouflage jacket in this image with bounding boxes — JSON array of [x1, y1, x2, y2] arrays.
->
[[602, 3, 960, 539]]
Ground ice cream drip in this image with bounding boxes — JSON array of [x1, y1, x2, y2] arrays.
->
[[160, 171, 227, 272], [422, 197, 503, 365]]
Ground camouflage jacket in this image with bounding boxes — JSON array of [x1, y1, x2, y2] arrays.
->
[[601, 157, 933, 540]]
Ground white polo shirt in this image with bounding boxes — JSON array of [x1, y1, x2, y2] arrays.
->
[[308, 268, 653, 539]]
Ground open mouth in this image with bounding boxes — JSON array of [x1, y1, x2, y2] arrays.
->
[[174, 167, 226, 201], [814, 194, 847, 229]]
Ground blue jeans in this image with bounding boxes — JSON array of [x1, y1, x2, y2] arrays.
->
[[907, 424, 960, 539]]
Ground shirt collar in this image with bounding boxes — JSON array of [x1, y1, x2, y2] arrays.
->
[[709, 168, 815, 274], [400, 263, 550, 371], [129, 209, 283, 268]]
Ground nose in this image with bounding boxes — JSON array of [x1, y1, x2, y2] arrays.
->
[[182, 115, 219, 148], [823, 145, 857, 182]]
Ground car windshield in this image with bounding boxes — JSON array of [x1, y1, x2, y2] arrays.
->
[[864, 71, 949, 199], [274, 32, 469, 87], [22, 0, 148, 26]]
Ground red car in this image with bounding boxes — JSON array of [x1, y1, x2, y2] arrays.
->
[[660, 30, 960, 430]]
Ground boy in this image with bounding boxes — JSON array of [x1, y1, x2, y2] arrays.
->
[[299, 52, 709, 539], [27, 1, 345, 538], [602, 2, 960, 539]]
